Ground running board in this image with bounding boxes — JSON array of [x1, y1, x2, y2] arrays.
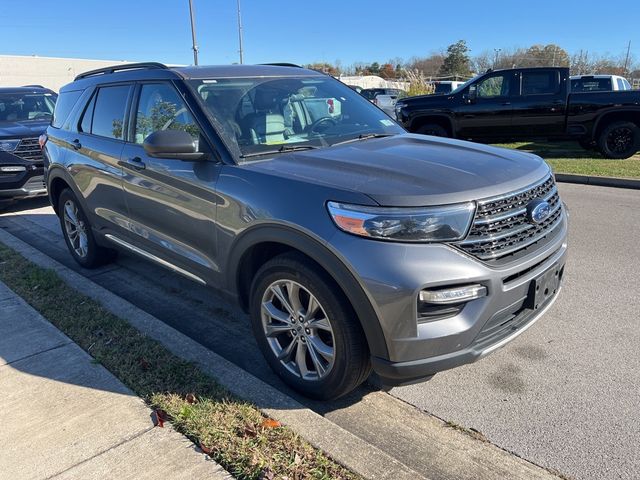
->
[[104, 234, 206, 285]]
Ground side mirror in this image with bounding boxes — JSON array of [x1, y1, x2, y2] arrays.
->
[[143, 130, 205, 160], [464, 86, 477, 104]]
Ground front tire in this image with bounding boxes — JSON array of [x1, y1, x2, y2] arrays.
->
[[416, 123, 449, 137], [58, 188, 116, 268], [250, 253, 371, 400], [597, 121, 640, 159]]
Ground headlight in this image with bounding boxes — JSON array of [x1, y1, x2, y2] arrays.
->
[[0, 139, 20, 152], [327, 201, 475, 242]]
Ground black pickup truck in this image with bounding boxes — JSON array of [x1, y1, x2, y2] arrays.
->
[[395, 67, 640, 158]]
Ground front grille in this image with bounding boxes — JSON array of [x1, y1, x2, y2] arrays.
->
[[14, 137, 43, 162], [458, 174, 563, 261]]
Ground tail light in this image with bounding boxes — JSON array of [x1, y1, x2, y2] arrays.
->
[[38, 134, 48, 150]]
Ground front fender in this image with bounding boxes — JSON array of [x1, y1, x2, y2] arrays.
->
[[226, 223, 389, 359]]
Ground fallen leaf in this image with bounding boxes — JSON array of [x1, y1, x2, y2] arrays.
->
[[199, 441, 212, 454], [185, 393, 197, 404], [152, 409, 168, 428], [258, 469, 275, 480], [294, 453, 302, 465], [261, 418, 281, 429]]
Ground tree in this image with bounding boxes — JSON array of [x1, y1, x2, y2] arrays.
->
[[408, 54, 444, 78], [439, 40, 472, 78], [379, 63, 396, 79], [305, 62, 340, 75]]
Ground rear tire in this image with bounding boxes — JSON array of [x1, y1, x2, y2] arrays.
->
[[58, 188, 116, 268], [597, 121, 640, 159], [416, 123, 449, 137], [250, 253, 371, 400]]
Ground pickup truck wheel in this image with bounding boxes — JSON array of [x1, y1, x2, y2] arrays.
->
[[58, 189, 116, 268], [250, 253, 371, 400], [598, 121, 640, 159], [416, 123, 449, 137]]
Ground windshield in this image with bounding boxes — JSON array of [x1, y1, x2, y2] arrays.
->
[[450, 75, 480, 94], [0, 92, 56, 123], [189, 76, 404, 160]]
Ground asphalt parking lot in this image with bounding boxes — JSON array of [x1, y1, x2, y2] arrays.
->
[[1, 182, 638, 480]]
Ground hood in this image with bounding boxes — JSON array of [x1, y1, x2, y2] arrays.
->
[[0, 120, 50, 138], [246, 134, 550, 207]]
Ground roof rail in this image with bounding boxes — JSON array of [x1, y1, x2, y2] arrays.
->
[[74, 62, 168, 81], [259, 63, 302, 68], [22, 84, 45, 88]]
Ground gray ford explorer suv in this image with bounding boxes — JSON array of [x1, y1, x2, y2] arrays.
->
[[43, 63, 568, 399]]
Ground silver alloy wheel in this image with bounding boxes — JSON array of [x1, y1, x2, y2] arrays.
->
[[261, 279, 335, 381], [62, 199, 88, 258]]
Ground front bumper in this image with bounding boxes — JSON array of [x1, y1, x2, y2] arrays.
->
[[330, 210, 568, 385], [0, 152, 46, 199]]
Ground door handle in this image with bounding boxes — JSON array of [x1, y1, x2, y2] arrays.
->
[[124, 157, 146, 171], [71, 139, 82, 150]]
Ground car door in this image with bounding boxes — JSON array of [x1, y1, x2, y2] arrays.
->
[[64, 83, 132, 234], [510, 69, 567, 137], [455, 71, 515, 139], [119, 81, 221, 284]]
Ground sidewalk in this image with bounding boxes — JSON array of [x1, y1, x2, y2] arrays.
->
[[0, 280, 231, 480]]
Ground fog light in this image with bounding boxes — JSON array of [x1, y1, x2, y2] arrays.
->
[[420, 284, 487, 304], [0, 166, 27, 173]]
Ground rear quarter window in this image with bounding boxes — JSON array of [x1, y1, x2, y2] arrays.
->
[[51, 90, 82, 128]]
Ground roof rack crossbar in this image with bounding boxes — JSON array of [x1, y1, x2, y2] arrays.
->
[[74, 62, 168, 81]]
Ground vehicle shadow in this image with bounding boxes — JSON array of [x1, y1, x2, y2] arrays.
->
[[0, 210, 376, 414], [493, 140, 599, 159], [0, 196, 50, 214]]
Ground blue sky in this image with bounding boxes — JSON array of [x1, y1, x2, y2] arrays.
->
[[0, 0, 638, 66]]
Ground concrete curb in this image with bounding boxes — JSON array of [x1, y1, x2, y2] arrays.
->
[[555, 173, 640, 189], [0, 227, 428, 480]]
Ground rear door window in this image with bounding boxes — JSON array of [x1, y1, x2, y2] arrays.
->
[[522, 71, 559, 95], [90, 85, 132, 140]]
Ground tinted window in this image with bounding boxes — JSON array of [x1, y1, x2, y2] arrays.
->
[[134, 83, 200, 144], [476, 74, 509, 98], [623, 79, 632, 90], [522, 71, 558, 95], [616, 78, 625, 90], [91, 85, 131, 140], [570, 77, 612, 92], [79, 93, 96, 133], [51, 91, 79, 128]]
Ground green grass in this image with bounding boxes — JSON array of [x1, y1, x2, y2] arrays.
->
[[0, 243, 360, 480], [494, 141, 640, 179]]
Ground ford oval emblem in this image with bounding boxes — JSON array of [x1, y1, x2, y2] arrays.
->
[[527, 199, 551, 224]]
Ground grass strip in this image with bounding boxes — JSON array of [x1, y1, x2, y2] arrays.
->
[[494, 142, 640, 179], [0, 242, 359, 480]]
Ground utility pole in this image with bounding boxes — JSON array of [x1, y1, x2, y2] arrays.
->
[[493, 48, 501, 68], [237, 0, 244, 64], [188, 0, 199, 65], [623, 40, 631, 75]]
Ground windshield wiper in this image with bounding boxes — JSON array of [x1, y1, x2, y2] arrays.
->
[[240, 144, 320, 159], [331, 133, 396, 146]]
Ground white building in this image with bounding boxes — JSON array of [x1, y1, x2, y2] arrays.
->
[[0, 54, 132, 92], [338, 75, 409, 91]]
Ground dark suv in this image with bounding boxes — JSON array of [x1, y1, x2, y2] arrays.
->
[[44, 63, 568, 399], [0, 86, 57, 205]]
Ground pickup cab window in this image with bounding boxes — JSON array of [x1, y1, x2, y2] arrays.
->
[[522, 71, 559, 95], [476, 74, 510, 98]]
